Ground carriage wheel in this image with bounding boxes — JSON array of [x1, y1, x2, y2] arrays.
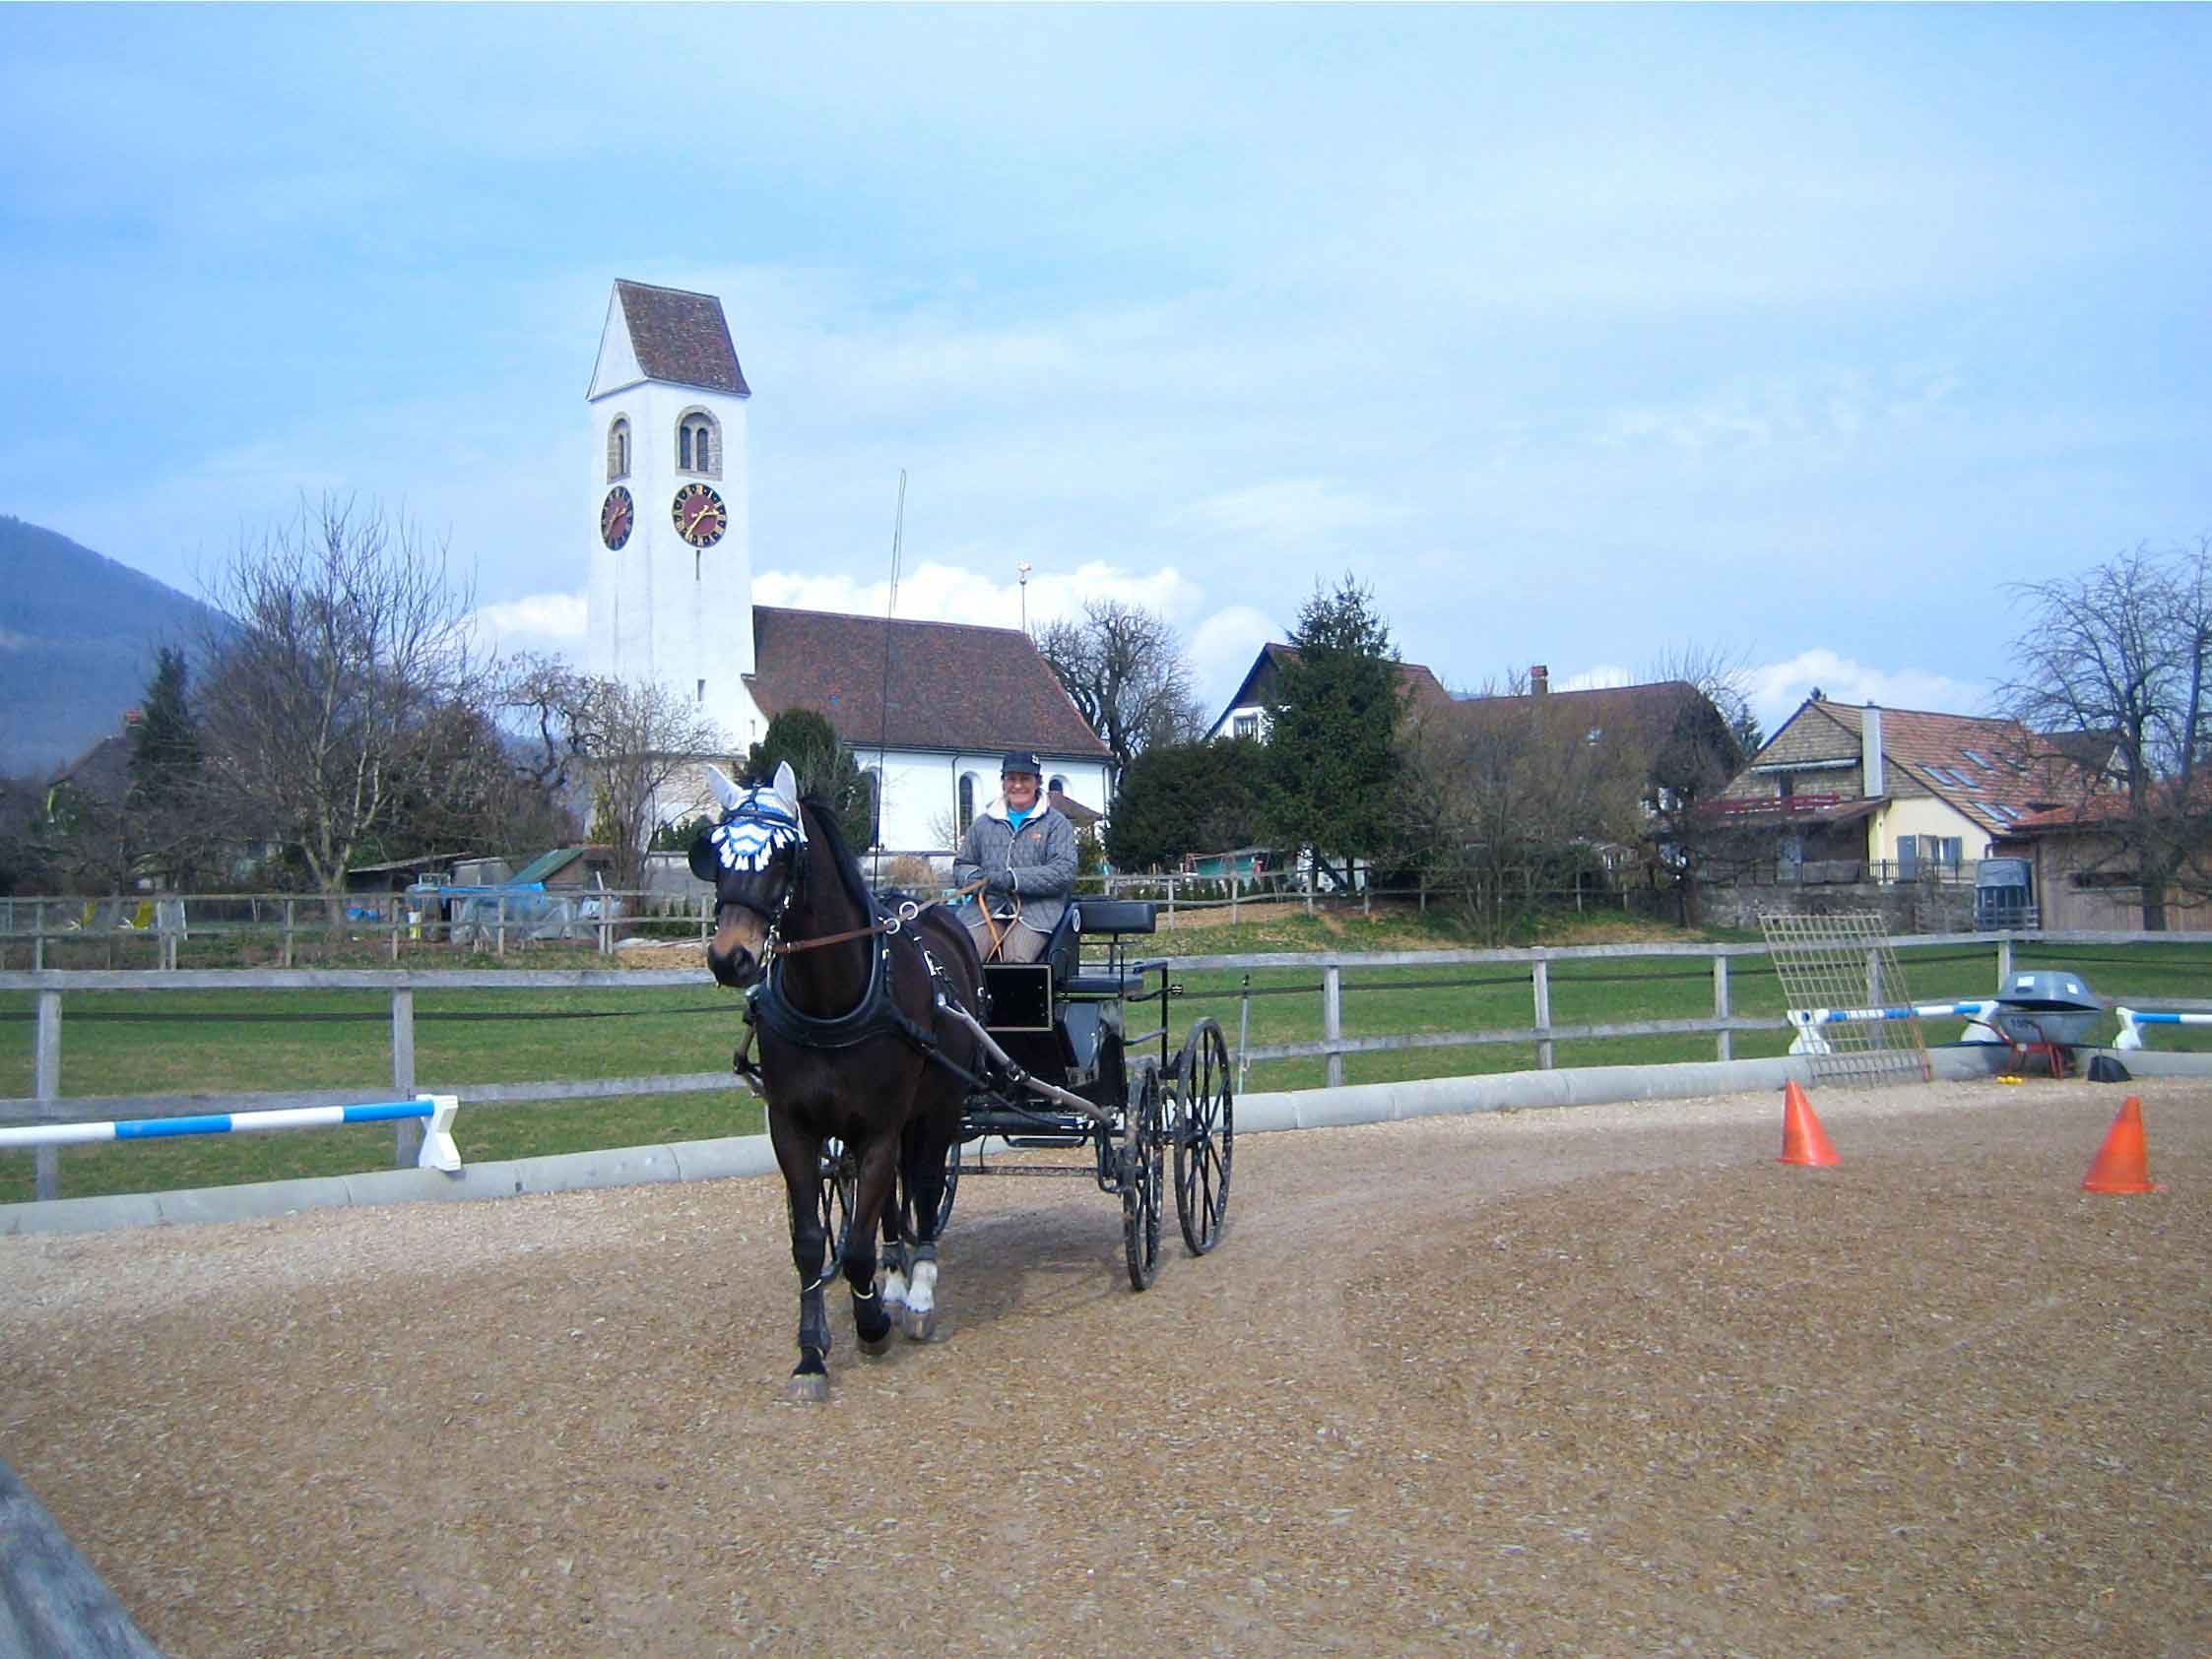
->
[[1121, 1063, 1164, 1291], [815, 1138, 857, 1278], [1173, 1018, 1234, 1255], [928, 1136, 962, 1236]]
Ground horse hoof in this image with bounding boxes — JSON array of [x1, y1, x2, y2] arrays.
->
[[785, 1372, 831, 1404], [859, 1329, 893, 1357], [898, 1306, 937, 1343]]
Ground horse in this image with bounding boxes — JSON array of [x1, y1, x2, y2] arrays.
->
[[689, 761, 985, 1401]]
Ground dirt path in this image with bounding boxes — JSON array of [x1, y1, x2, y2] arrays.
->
[[5, 1078, 2208, 1656]]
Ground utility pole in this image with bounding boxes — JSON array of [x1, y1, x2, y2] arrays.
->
[[1017, 561, 1032, 632]]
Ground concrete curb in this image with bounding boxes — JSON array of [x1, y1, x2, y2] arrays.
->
[[7, 1047, 2205, 1239]]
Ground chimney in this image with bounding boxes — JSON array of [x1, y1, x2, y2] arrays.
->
[[1862, 703, 1884, 798], [1530, 665, 1549, 696]]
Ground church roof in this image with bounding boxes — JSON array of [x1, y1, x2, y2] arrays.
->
[[615, 281, 749, 396], [749, 607, 1112, 760]]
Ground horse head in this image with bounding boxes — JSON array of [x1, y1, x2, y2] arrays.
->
[[690, 760, 809, 989]]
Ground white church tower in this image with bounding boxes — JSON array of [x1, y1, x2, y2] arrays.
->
[[586, 280, 764, 749]]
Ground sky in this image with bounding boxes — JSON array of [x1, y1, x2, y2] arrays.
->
[[4, 4, 2209, 738]]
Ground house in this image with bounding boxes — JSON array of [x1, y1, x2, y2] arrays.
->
[[583, 280, 1113, 855], [1206, 642, 1452, 742], [2006, 791, 2212, 932], [1712, 694, 2075, 881]]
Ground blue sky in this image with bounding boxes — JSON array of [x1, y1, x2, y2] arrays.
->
[[5, 3, 2208, 735]]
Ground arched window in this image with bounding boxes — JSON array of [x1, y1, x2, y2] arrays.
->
[[957, 772, 978, 835], [606, 416, 630, 481], [1048, 774, 1068, 797], [677, 411, 719, 478]]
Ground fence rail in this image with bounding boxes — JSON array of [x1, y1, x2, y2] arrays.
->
[[1, 930, 2131, 1204]]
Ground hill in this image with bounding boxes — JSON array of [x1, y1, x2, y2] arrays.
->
[[0, 516, 224, 776]]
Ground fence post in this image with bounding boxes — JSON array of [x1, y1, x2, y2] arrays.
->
[[283, 898, 295, 969], [388, 898, 401, 964], [1304, 863, 1315, 918], [1167, 877, 1176, 926], [496, 895, 507, 959], [33, 902, 44, 973], [1713, 954, 1732, 1062], [1322, 963, 1343, 1089], [1996, 934, 2014, 986], [1532, 955, 1554, 1070], [1237, 972, 1252, 1095], [34, 989, 61, 1201], [390, 987, 422, 1168]]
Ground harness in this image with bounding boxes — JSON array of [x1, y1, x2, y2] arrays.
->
[[709, 787, 988, 1088]]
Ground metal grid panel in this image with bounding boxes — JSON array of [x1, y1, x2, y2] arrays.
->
[[1760, 911, 1931, 1088]]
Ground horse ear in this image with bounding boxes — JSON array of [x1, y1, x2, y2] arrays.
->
[[687, 832, 719, 883], [705, 763, 745, 814], [772, 760, 800, 807]]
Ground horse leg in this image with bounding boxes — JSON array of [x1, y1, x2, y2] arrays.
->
[[847, 1134, 900, 1358], [769, 1116, 834, 1402], [897, 1116, 956, 1342], [878, 1201, 910, 1327]]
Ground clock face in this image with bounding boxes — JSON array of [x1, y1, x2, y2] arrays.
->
[[600, 485, 634, 550], [673, 482, 728, 548]]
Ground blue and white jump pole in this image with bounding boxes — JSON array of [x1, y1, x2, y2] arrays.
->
[[2114, 1008, 2212, 1052], [0, 1095, 462, 1172], [1787, 1000, 2002, 1055]]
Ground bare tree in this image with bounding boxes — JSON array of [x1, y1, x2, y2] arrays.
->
[[196, 496, 490, 916], [551, 674, 727, 890], [1036, 599, 1205, 764], [1995, 538, 2212, 927]]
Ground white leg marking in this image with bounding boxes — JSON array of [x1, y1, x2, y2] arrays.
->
[[880, 1267, 909, 1312], [907, 1259, 938, 1316]]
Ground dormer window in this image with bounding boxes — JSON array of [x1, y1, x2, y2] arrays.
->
[[607, 416, 630, 480], [678, 411, 720, 478]]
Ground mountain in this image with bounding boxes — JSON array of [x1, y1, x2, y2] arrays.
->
[[0, 516, 226, 777]]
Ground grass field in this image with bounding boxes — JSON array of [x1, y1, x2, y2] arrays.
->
[[8, 911, 2211, 1205]]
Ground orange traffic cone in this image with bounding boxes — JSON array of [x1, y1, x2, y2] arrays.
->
[[1780, 1080, 1841, 1167], [2082, 1095, 2159, 1194]]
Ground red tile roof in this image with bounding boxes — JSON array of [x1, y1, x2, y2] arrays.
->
[[616, 281, 749, 396], [749, 607, 1110, 759]]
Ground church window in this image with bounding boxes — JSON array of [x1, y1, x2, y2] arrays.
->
[[1049, 774, 1068, 797], [607, 416, 630, 480], [678, 411, 720, 478], [957, 773, 978, 835]]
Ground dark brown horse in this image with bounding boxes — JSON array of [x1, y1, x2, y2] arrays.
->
[[689, 762, 983, 1401]]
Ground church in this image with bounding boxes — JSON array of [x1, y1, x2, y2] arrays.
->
[[583, 280, 1113, 854]]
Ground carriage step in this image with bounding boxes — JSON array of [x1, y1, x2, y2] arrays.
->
[[957, 1163, 1099, 1178]]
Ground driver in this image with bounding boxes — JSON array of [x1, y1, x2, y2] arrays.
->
[[954, 751, 1077, 963]]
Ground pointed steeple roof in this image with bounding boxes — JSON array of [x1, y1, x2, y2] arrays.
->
[[589, 280, 750, 399]]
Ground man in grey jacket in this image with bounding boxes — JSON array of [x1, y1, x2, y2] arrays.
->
[[954, 751, 1078, 963]]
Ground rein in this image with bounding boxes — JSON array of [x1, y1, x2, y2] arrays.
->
[[768, 878, 988, 956]]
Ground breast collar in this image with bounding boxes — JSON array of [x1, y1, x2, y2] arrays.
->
[[749, 903, 951, 1053]]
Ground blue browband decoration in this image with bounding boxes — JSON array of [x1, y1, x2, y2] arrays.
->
[[711, 791, 806, 872]]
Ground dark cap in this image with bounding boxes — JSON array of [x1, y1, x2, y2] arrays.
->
[[1001, 750, 1041, 776]]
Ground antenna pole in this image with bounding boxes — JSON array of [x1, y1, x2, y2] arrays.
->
[[872, 471, 906, 885]]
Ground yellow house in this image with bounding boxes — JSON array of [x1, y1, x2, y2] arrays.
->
[[1714, 694, 2073, 880]]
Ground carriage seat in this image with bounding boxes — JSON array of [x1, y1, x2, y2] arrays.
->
[[1057, 899, 1157, 995]]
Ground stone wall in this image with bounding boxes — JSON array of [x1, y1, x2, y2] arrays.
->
[[1699, 877, 1975, 935]]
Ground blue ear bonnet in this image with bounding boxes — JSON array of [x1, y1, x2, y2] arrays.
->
[[709, 791, 806, 872]]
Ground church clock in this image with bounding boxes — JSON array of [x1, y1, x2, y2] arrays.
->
[[600, 485, 633, 550], [673, 482, 728, 547]]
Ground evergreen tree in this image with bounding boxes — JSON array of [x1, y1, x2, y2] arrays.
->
[[1263, 576, 1404, 889], [745, 709, 875, 852], [1106, 738, 1270, 872], [126, 646, 210, 886]]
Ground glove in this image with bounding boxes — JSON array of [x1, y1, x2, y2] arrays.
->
[[985, 868, 1015, 897]]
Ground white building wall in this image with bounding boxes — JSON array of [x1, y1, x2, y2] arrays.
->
[[586, 379, 763, 752], [861, 750, 1113, 854]]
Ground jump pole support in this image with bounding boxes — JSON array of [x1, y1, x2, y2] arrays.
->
[[0, 1094, 463, 1173], [1787, 1000, 2001, 1056], [2114, 1007, 2212, 1052]]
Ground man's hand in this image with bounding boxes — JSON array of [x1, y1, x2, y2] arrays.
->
[[985, 868, 1015, 897]]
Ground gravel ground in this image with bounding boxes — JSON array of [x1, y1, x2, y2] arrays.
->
[[3, 1076, 2207, 1658]]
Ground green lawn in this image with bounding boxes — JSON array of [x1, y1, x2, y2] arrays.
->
[[8, 927, 2211, 1204]]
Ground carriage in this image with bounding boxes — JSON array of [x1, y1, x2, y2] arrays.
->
[[690, 762, 1234, 1398], [812, 896, 1234, 1293]]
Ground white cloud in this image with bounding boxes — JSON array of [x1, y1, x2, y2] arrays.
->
[[470, 590, 586, 658], [1188, 605, 1281, 713], [754, 558, 1204, 634], [1744, 648, 1988, 735], [1170, 479, 1409, 547]]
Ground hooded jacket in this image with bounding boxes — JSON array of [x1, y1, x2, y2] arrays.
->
[[953, 793, 1078, 936]]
